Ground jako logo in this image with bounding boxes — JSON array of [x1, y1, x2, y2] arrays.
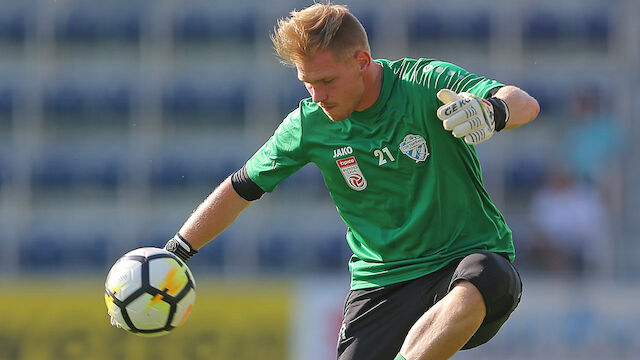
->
[[333, 146, 353, 158]]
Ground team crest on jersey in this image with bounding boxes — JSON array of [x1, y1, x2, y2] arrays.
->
[[336, 156, 367, 191], [400, 134, 429, 162]]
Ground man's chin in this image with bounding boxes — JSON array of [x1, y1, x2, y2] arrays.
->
[[324, 109, 349, 122]]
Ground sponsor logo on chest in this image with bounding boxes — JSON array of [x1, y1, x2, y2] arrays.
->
[[333, 146, 353, 158], [336, 156, 367, 191]]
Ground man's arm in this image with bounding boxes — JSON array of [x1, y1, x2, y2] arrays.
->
[[178, 176, 252, 250], [492, 85, 540, 130]]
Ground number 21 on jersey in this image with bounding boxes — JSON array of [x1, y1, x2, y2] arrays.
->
[[373, 147, 395, 166]]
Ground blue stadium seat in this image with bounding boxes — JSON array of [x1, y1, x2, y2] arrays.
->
[[103, 6, 142, 43], [278, 81, 308, 114], [408, 10, 445, 41], [518, 81, 563, 115], [172, 8, 257, 44], [193, 234, 227, 270], [87, 155, 127, 189], [0, 155, 10, 187], [0, 6, 28, 43], [19, 230, 110, 270], [162, 79, 246, 122], [202, 84, 246, 120], [149, 155, 192, 188], [523, 11, 561, 42], [43, 81, 87, 117], [149, 153, 237, 188], [350, 9, 377, 43], [55, 7, 100, 43], [162, 80, 204, 116], [450, 11, 492, 42], [30, 152, 75, 189], [314, 233, 351, 271], [19, 232, 66, 269], [43, 78, 133, 128], [68, 233, 110, 268], [30, 147, 127, 189], [0, 84, 16, 120], [258, 233, 296, 271], [95, 81, 135, 116], [504, 155, 548, 195], [583, 10, 610, 42]]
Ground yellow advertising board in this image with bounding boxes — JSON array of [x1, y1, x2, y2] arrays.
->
[[0, 277, 290, 360]]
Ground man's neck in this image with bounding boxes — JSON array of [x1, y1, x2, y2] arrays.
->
[[355, 61, 383, 111]]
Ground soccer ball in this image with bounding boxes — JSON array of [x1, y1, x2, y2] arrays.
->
[[104, 247, 196, 337]]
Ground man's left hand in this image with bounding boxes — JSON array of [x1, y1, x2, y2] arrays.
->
[[436, 89, 496, 145]]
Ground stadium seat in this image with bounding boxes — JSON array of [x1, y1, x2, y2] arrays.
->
[[522, 11, 561, 42], [0, 85, 17, 128], [30, 146, 127, 189], [583, 10, 610, 42], [162, 79, 246, 124], [314, 233, 351, 271], [42, 81, 87, 118], [278, 81, 309, 114], [193, 234, 227, 270], [149, 152, 237, 189], [350, 9, 377, 43], [172, 7, 257, 44], [55, 7, 100, 44], [95, 81, 135, 117], [504, 155, 548, 195], [30, 152, 75, 189], [518, 81, 563, 115], [0, 6, 28, 44], [19, 232, 66, 269], [103, 6, 142, 44], [408, 10, 445, 42], [258, 234, 296, 271], [0, 156, 9, 187]]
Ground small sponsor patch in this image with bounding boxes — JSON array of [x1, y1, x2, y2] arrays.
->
[[336, 156, 367, 191], [400, 134, 429, 162]]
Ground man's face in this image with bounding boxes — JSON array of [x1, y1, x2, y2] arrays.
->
[[295, 49, 365, 121]]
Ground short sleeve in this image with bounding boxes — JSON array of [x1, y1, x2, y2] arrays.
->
[[245, 109, 308, 193], [421, 60, 504, 98]]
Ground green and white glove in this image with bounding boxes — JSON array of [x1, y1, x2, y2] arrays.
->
[[436, 89, 509, 145]]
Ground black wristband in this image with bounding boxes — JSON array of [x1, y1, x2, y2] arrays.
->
[[488, 97, 510, 132], [164, 233, 198, 262]]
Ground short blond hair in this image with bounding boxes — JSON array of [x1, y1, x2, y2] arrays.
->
[[271, 3, 370, 65]]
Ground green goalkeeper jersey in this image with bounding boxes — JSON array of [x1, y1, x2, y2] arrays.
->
[[246, 58, 514, 290]]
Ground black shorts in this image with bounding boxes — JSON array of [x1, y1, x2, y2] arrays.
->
[[336, 251, 522, 360]]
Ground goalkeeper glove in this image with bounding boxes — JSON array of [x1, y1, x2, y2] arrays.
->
[[436, 89, 509, 145], [164, 233, 198, 262]]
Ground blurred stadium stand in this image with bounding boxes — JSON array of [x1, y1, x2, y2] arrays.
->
[[0, 0, 636, 281]]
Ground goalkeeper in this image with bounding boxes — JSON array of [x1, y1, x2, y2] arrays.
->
[[163, 3, 539, 360]]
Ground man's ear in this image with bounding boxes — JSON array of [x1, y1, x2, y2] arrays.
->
[[354, 50, 371, 72]]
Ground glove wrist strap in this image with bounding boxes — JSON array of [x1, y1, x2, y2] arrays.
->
[[165, 233, 198, 262], [488, 97, 509, 132]]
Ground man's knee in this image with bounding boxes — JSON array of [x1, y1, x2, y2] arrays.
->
[[451, 252, 523, 349], [452, 252, 522, 321], [449, 280, 487, 318]]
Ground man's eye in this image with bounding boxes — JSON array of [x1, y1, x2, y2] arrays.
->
[[323, 79, 333, 85]]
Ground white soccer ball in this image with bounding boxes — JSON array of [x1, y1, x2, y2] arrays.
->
[[104, 247, 196, 337]]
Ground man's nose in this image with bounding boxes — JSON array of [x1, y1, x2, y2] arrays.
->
[[311, 86, 327, 103]]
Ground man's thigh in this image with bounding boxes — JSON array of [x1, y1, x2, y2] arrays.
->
[[337, 263, 457, 360], [448, 252, 523, 350]]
